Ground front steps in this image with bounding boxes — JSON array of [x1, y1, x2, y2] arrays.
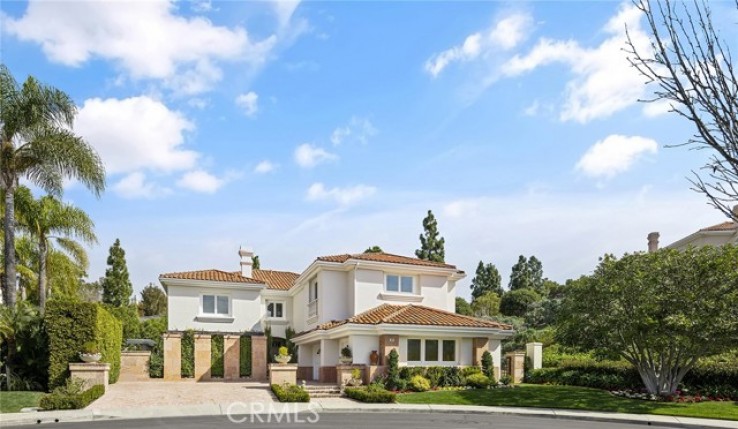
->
[[302, 383, 342, 398]]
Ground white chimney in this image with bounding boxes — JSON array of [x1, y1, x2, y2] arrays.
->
[[239, 246, 254, 278], [647, 232, 660, 253]]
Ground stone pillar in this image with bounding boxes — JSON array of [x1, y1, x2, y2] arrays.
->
[[269, 364, 297, 385], [120, 351, 151, 381], [163, 332, 182, 381], [251, 335, 267, 381], [336, 364, 365, 387], [223, 335, 241, 380], [69, 363, 110, 392], [378, 334, 399, 365], [472, 337, 489, 366], [504, 351, 526, 384], [525, 342, 543, 370], [194, 333, 212, 381]]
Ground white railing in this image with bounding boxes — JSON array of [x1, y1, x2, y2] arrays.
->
[[308, 300, 318, 318]]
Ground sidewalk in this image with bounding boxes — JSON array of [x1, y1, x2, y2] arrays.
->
[[1, 397, 736, 429]]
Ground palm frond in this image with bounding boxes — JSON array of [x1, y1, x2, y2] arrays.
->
[[54, 237, 89, 270]]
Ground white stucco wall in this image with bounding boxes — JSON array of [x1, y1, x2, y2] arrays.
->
[[349, 335, 379, 365], [353, 268, 454, 314], [459, 338, 473, 366], [166, 284, 262, 333], [489, 338, 502, 369], [669, 233, 738, 250], [318, 270, 350, 323], [418, 274, 453, 312], [263, 294, 292, 338], [292, 283, 308, 333]]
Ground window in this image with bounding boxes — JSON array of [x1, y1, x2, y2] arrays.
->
[[266, 301, 284, 319], [202, 295, 229, 315], [386, 275, 414, 293], [407, 339, 421, 361], [425, 340, 439, 362], [442, 340, 456, 362], [309, 279, 318, 302]]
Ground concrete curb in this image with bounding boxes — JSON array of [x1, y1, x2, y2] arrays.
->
[[1, 401, 735, 428]]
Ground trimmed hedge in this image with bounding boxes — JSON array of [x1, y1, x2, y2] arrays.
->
[[40, 384, 105, 410], [45, 301, 122, 389], [271, 383, 310, 402], [240, 335, 252, 377], [181, 330, 194, 377], [344, 385, 396, 403], [211, 334, 224, 378]]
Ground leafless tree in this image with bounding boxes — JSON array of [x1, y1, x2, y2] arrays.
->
[[626, 0, 738, 221]]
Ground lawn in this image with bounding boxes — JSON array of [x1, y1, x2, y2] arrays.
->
[[396, 384, 738, 421], [0, 391, 43, 414]]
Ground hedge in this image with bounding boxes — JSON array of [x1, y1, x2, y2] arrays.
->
[[40, 384, 105, 410], [181, 330, 194, 377], [271, 383, 310, 402], [240, 335, 252, 377], [45, 301, 122, 389], [211, 335, 224, 378], [344, 385, 396, 403], [395, 366, 469, 389]]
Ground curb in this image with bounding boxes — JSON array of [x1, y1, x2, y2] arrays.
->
[[1, 402, 735, 429]]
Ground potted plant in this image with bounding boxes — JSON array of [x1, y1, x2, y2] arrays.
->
[[346, 368, 363, 386], [79, 341, 101, 363], [274, 346, 292, 364], [339, 345, 353, 364]]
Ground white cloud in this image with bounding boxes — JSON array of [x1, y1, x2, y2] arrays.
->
[[254, 160, 277, 174], [642, 100, 673, 117], [270, 0, 301, 29], [294, 143, 338, 168], [306, 183, 377, 206], [235, 92, 259, 117], [576, 134, 658, 179], [176, 169, 227, 193], [425, 12, 532, 77], [76, 96, 197, 174], [3, 0, 276, 95], [113, 172, 170, 199], [502, 2, 652, 122], [330, 116, 377, 146]]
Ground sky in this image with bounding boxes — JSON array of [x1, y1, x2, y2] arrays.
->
[[2, 0, 737, 301]]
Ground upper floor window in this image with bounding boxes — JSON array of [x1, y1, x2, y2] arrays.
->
[[309, 279, 318, 302], [266, 301, 284, 319], [386, 274, 414, 293], [202, 294, 229, 316]]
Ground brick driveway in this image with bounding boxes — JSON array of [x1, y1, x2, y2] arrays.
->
[[88, 380, 276, 410]]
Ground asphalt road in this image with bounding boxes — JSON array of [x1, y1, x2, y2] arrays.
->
[[6, 412, 671, 429]]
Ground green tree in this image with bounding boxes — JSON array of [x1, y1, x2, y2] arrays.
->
[[471, 291, 501, 317], [509, 255, 544, 294], [251, 255, 260, 270], [415, 210, 445, 263], [455, 297, 472, 316], [557, 246, 738, 395], [139, 283, 167, 317], [78, 279, 101, 302], [499, 288, 541, 317], [101, 239, 133, 307], [364, 245, 383, 253], [15, 187, 96, 313], [470, 261, 503, 299], [0, 65, 105, 307], [0, 301, 44, 391]]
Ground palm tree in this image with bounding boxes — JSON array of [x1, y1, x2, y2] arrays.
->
[[15, 187, 96, 312], [0, 301, 39, 390], [0, 64, 105, 307]]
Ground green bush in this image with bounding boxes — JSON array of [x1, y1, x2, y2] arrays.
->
[[465, 373, 491, 389], [211, 334, 224, 378], [409, 375, 431, 392], [460, 366, 482, 378], [181, 330, 194, 377], [271, 383, 310, 402], [40, 378, 105, 410], [45, 301, 122, 389], [103, 304, 140, 341], [481, 351, 494, 378], [344, 385, 396, 403], [240, 335, 252, 377], [385, 349, 402, 390], [139, 317, 167, 378]]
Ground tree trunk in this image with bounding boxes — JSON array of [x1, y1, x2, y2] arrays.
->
[[636, 364, 685, 396], [2, 183, 17, 308], [38, 238, 47, 314]]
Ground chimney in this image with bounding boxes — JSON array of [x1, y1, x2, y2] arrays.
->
[[647, 232, 660, 253], [239, 246, 254, 278]]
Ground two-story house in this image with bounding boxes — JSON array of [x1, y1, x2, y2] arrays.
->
[[159, 248, 513, 383], [646, 205, 738, 251]]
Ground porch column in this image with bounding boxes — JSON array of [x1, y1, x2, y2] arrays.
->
[[224, 334, 241, 380], [163, 332, 182, 381], [472, 337, 489, 366], [378, 334, 399, 365], [526, 342, 543, 370], [194, 333, 212, 381], [251, 335, 268, 381]]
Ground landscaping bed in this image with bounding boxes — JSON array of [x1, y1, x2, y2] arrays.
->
[[271, 383, 310, 402]]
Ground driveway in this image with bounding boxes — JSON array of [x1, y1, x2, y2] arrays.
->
[[88, 381, 275, 410]]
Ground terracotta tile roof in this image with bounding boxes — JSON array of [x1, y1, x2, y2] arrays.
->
[[160, 269, 299, 290], [700, 221, 738, 232], [316, 252, 461, 271], [300, 304, 512, 336]]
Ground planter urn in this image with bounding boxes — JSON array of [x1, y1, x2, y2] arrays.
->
[[80, 353, 102, 363], [369, 350, 379, 365], [274, 354, 292, 364]]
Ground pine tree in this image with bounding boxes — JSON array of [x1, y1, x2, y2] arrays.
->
[[470, 261, 503, 299], [139, 283, 167, 316], [415, 210, 445, 263], [101, 239, 133, 307], [509, 255, 545, 294], [252, 255, 260, 270]]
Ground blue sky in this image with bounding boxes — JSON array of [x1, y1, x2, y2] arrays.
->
[[2, 0, 736, 300]]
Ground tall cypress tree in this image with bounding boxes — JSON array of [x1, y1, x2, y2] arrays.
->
[[509, 255, 545, 294], [415, 210, 445, 263], [471, 261, 503, 299], [101, 239, 133, 307]]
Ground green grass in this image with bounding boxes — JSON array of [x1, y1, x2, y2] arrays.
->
[[0, 391, 44, 414], [396, 384, 738, 421]]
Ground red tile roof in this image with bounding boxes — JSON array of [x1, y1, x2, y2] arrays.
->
[[700, 221, 738, 232], [251, 270, 300, 291], [317, 252, 461, 271], [159, 269, 299, 290]]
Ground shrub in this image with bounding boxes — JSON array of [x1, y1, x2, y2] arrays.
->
[[139, 317, 167, 378], [240, 335, 252, 377], [385, 349, 402, 390], [81, 341, 99, 354], [271, 383, 309, 402], [399, 366, 424, 380], [45, 301, 122, 389], [409, 375, 431, 392], [0, 301, 48, 391], [460, 366, 482, 378], [181, 330, 194, 377], [341, 345, 352, 358], [103, 304, 141, 341], [344, 385, 396, 403], [438, 367, 463, 387], [210, 334, 224, 378], [424, 366, 444, 388], [465, 373, 491, 389], [40, 378, 105, 410], [499, 375, 512, 386], [481, 351, 494, 378]]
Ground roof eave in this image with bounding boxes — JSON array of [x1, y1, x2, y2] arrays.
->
[[159, 277, 266, 292]]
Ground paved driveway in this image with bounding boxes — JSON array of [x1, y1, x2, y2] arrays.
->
[[88, 381, 276, 410]]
